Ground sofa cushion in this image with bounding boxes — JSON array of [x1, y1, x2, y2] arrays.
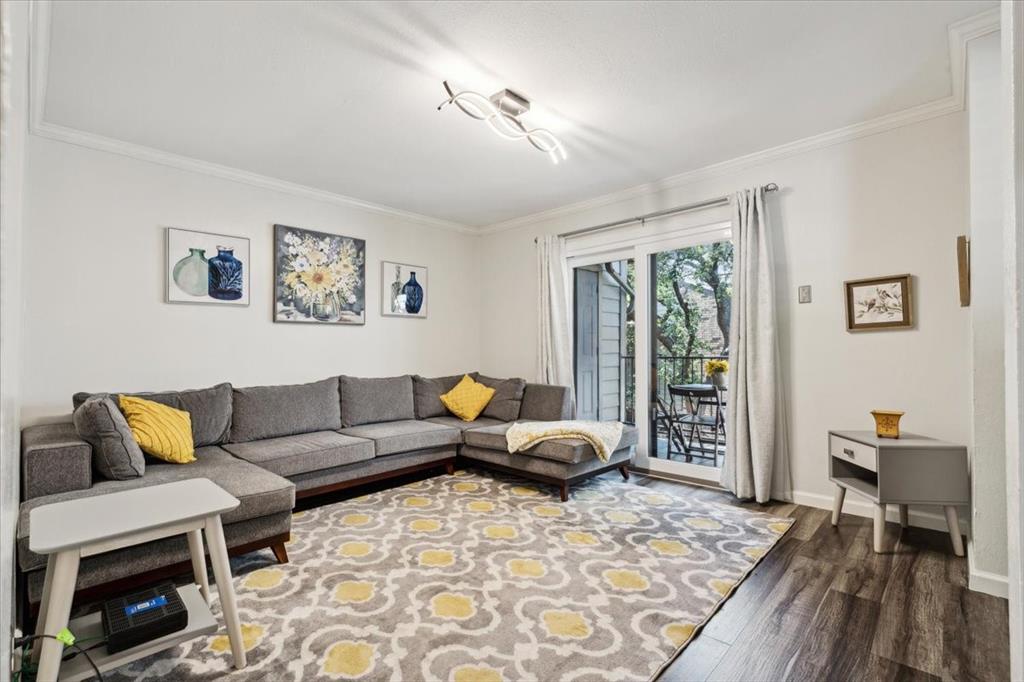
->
[[73, 397, 146, 480], [339, 420, 460, 457], [413, 373, 477, 419], [339, 375, 415, 427], [73, 382, 233, 447], [231, 377, 341, 442], [464, 422, 639, 464], [476, 375, 527, 421], [519, 383, 573, 421], [222, 431, 373, 478], [17, 446, 294, 573], [423, 416, 506, 433]]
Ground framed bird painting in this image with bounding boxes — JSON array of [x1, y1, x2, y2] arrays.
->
[[844, 274, 913, 331]]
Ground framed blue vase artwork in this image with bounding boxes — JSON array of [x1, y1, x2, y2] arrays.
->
[[166, 227, 250, 306], [274, 224, 366, 325], [381, 261, 427, 318]]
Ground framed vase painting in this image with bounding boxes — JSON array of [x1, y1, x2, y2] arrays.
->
[[844, 273, 913, 331], [274, 224, 366, 325], [166, 227, 250, 306], [381, 261, 427, 318]]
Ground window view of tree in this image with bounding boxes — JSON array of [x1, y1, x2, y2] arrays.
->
[[601, 241, 732, 425]]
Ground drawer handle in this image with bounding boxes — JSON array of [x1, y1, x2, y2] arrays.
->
[[843, 448, 855, 458]]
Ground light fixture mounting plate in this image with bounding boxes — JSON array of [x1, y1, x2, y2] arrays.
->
[[489, 89, 530, 117]]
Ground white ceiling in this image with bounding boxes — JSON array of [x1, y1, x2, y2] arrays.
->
[[42, 0, 994, 228]]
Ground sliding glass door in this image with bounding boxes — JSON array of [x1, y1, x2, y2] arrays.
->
[[572, 224, 731, 483]]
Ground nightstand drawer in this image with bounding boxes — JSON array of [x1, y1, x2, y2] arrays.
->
[[830, 434, 877, 472]]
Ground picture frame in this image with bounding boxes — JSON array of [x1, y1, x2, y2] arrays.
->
[[273, 224, 366, 325], [844, 273, 913, 331], [381, 261, 428, 318], [166, 227, 250, 306]]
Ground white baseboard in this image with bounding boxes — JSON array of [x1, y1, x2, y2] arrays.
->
[[968, 551, 1010, 599], [790, 489, 971, 535]]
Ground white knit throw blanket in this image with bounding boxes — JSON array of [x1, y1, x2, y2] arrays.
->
[[505, 420, 625, 463]]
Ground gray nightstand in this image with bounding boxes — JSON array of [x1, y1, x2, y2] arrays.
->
[[828, 430, 969, 556]]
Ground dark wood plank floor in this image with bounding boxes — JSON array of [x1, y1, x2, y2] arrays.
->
[[630, 474, 1011, 682]]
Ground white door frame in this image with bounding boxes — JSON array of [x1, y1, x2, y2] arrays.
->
[[565, 220, 733, 483], [634, 225, 731, 483]]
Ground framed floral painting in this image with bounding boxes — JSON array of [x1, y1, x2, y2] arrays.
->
[[273, 224, 366, 325], [844, 273, 913, 331]]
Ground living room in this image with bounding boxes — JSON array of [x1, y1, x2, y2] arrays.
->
[[2, 1, 1023, 681]]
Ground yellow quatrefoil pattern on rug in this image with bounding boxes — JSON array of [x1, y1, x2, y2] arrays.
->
[[117, 395, 195, 463], [105, 470, 794, 681], [439, 375, 496, 421]]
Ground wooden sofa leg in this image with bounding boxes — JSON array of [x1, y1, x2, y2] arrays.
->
[[559, 483, 569, 502], [271, 542, 289, 564], [445, 461, 455, 475], [619, 465, 630, 481]]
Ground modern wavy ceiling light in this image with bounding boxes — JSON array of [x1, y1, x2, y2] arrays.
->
[[437, 81, 567, 164]]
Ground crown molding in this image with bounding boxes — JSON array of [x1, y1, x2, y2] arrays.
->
[[27, 2, 1000, 237], [478, 7, 1002, 236], [26, 1, 474, 235]]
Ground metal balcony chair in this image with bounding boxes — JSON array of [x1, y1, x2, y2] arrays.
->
[[668, 385, 726, 465]]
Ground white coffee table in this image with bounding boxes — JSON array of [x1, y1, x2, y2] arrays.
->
[[29, 478, 247, 680]]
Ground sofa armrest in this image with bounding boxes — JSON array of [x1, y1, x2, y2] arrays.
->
[[518, 383, 573, 421], [21, 423, 93, 500]]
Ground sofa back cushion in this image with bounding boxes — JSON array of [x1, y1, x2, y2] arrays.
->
[[518, 383, 573, 421], [340, 375, 415, 427], [476, 375, 527, 421], [413, 373, 478, 419], [73, 382, 233, 447], [231, 377, 341, 442]]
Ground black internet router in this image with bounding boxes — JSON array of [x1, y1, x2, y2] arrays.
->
[[101, 582, 188, 653]]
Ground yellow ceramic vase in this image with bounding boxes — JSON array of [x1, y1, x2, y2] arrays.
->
[[871, 410, 905, 439]]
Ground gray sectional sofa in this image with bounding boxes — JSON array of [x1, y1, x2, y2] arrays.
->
[[17, 373, 637, 611]]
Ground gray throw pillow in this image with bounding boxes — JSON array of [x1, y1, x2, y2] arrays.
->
[[476, 375, 527, 421], [73, 396, 145, 480], [413, 373, 478, 419]]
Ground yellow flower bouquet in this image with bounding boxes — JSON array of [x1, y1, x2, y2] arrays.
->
[[705, 359, 729, 375]]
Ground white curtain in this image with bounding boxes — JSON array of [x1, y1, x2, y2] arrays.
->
[[722, 186, 790, 502], [537, 235, 575, 406]]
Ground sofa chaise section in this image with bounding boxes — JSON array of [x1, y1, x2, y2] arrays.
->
[[460, 421, 639, 501], [17, 435, 294, 605]]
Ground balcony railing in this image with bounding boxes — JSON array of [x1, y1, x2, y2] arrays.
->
[[620, 354, 727, 424]]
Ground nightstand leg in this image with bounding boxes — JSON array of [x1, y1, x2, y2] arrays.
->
[[944, 505, 965, 557], [899, 504, 909, 528], [831, 485, 846, 526], [873, 503, 886, 553]]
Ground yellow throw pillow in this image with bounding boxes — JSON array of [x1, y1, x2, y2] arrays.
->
[[440, 375, 496, 422], [118, 395, 196, 464]]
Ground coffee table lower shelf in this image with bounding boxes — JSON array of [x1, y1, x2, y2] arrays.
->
[[58, 584, 216, 681]]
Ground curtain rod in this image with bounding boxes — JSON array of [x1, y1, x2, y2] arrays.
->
[[534, 182, 778, 243]]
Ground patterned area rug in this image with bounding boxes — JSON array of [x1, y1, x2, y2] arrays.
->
[[108, 469, 793, 681]]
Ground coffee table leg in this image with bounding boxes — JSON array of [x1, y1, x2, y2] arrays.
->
[[205, 514, 246, 669], [188, 528, 211, 605], [31, 554, 56, 664], [35, 550, 80, 681]]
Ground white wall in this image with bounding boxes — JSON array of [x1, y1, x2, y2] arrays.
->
[[478, 113, 972, 527], [1, 0, 28, 674], [20, 138, 482, 425], [967, 31, 1007, 593]]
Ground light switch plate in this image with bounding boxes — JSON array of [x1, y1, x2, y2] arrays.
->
[[798, 285, 812, 303]]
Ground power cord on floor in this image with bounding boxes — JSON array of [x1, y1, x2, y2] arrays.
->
[[13, 633, 104, 681]]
